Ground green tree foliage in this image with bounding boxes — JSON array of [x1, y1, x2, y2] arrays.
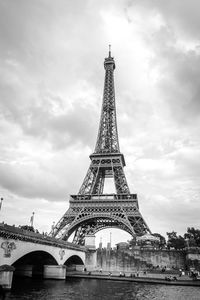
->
[[184, 227, 200, 247], [167, 231, 185, 250]]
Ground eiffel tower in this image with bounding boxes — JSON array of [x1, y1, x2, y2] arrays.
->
[[51, 47, 151, 245]]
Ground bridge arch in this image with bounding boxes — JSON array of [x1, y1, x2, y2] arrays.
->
[[12, 250, 58, 277], [12, 250, 58, 267], [64, 255, 84, 271], [4, 240, 61, 266]]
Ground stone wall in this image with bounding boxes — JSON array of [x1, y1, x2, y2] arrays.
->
[[133, 248, 185, 269], [85, 249, 97, 271], [96, 247, 186, 272], [186, 249, 200, 271]]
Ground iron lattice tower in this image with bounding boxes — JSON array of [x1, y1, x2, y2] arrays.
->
[[50, 47, 151, 244]]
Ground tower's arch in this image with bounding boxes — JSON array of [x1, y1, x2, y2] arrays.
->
[[61, 215, 135, 241]]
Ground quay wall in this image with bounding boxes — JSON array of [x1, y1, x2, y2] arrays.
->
[[133, 248, 185, 269], [186, 249, 200, 271], [96, 248, 186, 272]]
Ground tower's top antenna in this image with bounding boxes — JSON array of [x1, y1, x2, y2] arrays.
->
[[109, 44, 111, 57]]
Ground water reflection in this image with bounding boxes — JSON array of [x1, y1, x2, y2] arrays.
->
[[5, 277, 200, 300]]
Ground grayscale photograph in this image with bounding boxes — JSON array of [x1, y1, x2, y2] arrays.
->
[[0, 0, 200, 299]]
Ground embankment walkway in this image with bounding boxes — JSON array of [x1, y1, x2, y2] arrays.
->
[[67, 271, 200, 287]]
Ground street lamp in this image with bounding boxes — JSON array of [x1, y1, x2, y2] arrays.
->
[[30, 212, 35, 227], [0, 198, 3, 211], [52, 221, 55, 234]]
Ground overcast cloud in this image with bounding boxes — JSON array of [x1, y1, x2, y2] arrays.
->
[[0, 0, 200, 246]]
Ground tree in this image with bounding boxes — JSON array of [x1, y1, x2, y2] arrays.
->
[[152, 233, 166, 248], [167, 231, 185, 250], [127, 236, 137, 248], [20, 225, 35, 232], [184, 227, 200, 247]]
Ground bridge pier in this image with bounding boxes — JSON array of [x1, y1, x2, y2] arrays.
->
[[0, 265, 15, 290], [43, 265, 66, 279], [85, 234, 97, 271], [85, 250, 97, 271]]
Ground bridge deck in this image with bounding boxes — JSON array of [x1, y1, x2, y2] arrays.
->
[[0, 223, 86, 252]]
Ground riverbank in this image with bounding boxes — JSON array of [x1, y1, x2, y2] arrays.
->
[[67, 272, 200, 286]]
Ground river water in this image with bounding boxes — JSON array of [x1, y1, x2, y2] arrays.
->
[[5, 277, 200, 300]]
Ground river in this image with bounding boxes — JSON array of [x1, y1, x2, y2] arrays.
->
[[4, 277, 200, 300]]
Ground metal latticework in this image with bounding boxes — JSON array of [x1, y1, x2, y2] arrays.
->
[[94, 54, 119, 154], [50, 48, 151, 244]]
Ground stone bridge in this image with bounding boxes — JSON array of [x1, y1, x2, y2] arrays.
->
[[0, 223, 96, 289]]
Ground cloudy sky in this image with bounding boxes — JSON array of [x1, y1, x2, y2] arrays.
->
[[0, 0, 200, 246]]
